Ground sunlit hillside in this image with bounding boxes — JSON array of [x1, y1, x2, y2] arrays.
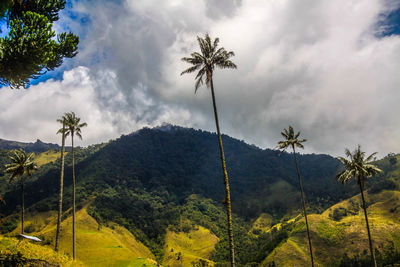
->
[[7, 205, 156, 267], [163, 224, 219, 266], [261, 190, 400, 266], [35, 150, 65, 167], [0, 235, 84, 266]]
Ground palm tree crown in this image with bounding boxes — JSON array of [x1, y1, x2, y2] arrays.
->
[[5, 148, 37, 234], [181, 33, 237, 92], [64, 111, 87, 139], [336, 145, 382, 186], [277, 125, 307, 152], [337, 145, 382, 267], [5, 148, 37, 181]]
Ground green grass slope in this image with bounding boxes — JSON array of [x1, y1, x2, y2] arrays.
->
[[34, 150, 66, 167], [6, 205, 156, 266], [0, 235, 85, 266], [162, 224, 219, 267], [261, 190, 400, 266]]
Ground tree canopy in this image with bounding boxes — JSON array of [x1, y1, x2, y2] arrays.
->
[[0, 0, 79, 88]]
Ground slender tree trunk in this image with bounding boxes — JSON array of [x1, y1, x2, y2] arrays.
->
[[210, 76, 235, 267], [21, 175, 24, 235], [359, 178, 377, 267], [55, 123, 66, 251], [292, 145, 314, 267], [72, 134, 76, 260]]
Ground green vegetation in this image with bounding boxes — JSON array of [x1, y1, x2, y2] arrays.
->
[[181, 33, 238, 266], [262, 190, 400, 266], [34, 150, 64, 167], [1, 127, 400, 266], [163, 224, 218, 266], [0, 235, 83, 266], [0, 0, 79, 88]]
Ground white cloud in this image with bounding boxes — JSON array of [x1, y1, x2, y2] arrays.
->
[[2, 0, 400, 157]]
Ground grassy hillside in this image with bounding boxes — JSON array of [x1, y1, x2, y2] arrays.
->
[[261, 190, 400, 266], [6, 205, 156, 267], [162, 224, 219, 267], [0, 235, 84, 266], [34, 150, 65, 167]]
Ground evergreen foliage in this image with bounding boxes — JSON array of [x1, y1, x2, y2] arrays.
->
[[0, 0, 79, 88]]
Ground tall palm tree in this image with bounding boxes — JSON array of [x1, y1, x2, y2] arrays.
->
[[336, 145, 382, 267], [277, 126, 314, 267], [181, 33, 237, 266], [5, 148, 37, 234], [55, 114, 67, 251], [64, 111, 87, 260]]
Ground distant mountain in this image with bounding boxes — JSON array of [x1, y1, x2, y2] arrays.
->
[[0, 138, 61, 153], [1, 125, 397, 266]]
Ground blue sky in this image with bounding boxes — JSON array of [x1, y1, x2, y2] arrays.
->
[[378, 5, 400, 36], [1, 0, 400, 157]]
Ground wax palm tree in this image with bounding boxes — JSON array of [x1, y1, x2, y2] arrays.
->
[[181, 33, 237, 266], [64, 111, 87, 260], [277, 126, 314, 267], [55, 114, 67, 251], [337, 145, 382, 267], [4, 148, 37, 234]]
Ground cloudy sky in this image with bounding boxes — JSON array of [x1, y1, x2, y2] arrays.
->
[[1, 0, 400, 157]]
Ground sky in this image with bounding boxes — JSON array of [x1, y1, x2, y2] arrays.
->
[[1, 0, 400, 157]]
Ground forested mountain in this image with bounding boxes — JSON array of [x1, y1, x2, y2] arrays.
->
[[0, 125, 398, 266]]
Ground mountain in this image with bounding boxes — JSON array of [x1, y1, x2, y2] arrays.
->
[[0, 125, 398, 266], [0, 138, 61, 153]]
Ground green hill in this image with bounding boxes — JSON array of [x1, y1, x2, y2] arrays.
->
[[1, 126, 400, 265]]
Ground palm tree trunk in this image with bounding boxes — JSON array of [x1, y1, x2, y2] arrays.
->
[[21, 175, 24, 235], [210, 76, 235, 267], [292, 145, 314, 267], [72, 134, 76, 260], [359, 178, 377, 267], [55, 123, 66, 251]]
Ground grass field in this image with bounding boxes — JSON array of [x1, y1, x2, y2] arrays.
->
[[163, 224, 219, 267], [261, 190, 400, 266], [7, 205, 156, 266], [34, 150, 65, 167], [0, 235, 84, 266]]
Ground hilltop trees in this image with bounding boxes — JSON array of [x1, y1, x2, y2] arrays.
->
[[0, 0, 79, 88], [276, 126, 314, 267], [337, 145, 382, 267], [4, 148, 37, 234], [64, 111, 87, 260], [181, 33, 237, 266]]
